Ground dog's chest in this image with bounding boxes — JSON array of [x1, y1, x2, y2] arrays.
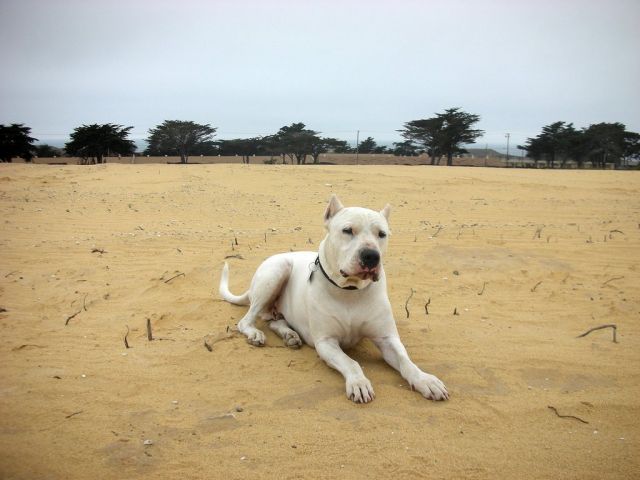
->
[[314, 295, 381, 348]]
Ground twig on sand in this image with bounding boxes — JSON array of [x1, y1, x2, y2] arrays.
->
[[224, 254, 244, 260], [164, 272, 185, 284], [204, 339, 213, 352], [83, 293, 88, 311], [146, 318, 153, 341], [91, 248, 106, 254], [453, 307, 459, 316], [533, 226, 544, 239], [608, 229, 624, 239], [577, 324, 618, 343], [547, 406, 589, 424], [531, 281, 542, 292], [65, 410, 84, 419], [478, 282, 487, 295], [424, 298, 431, 315], [404, 289, 415, 318], [124, 325, 131, 349], [432, 226, 443, 238], [601, 276, 624, 288], [65, 309, 82, 326]]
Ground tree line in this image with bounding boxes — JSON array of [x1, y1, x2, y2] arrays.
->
[[1, 108, 638, 168]]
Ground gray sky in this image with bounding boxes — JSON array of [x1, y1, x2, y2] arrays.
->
[[1, 0, 639, 149]]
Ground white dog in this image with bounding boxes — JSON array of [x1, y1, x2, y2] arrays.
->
[[219, 195, 448, 403]]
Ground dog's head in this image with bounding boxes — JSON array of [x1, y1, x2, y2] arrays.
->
[[321, 194, 391, 287]]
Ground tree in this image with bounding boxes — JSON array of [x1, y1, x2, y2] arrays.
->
[[218, 137, 264, 164], [399, 108, 483, 165], [145, 120, 216, 163], [309, 137, 351, 164], [65, 124, 135, 164], [0, 124, 37, 162], [581, 123, 633, 169], [272, 123, 321, 164], [392, 140, 421, 156], [357, 136, 378, 154], [518, 121, 578, 168], [34, 144, 63, 158], [520, 121, 640, 169]]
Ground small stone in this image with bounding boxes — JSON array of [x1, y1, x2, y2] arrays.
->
[[172, 400, 178, 405], [235, 406, 243, 412], [143, 439, 153, 445]]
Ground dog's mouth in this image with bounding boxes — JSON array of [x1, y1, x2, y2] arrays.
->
[[340, 267, 380, 282]]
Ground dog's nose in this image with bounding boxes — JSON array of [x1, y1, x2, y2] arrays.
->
[[360, 248, 380, 269]]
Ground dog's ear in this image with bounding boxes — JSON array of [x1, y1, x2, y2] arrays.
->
[[324, 194, 344, 223], [380, 203, 391, 220]]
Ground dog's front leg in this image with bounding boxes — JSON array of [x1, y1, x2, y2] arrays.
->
[[315, 337, 375, 403], [373, 336, 449, 401]]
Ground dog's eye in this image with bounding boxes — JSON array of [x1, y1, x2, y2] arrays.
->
[[342, 227, 353, 235], [378, 231, 387, 239]]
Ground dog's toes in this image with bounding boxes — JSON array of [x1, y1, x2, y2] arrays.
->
[[346, 377, 375, 404], [413, 373, 449, 401], [246, 330, 266, 347], [283, 331, 302, 349]]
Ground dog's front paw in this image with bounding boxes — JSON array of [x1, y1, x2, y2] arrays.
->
[[346, 376, 375, 403], [283, 331, 302, 349], [245, 329, 266, 347], [411, 372, 449, 401]]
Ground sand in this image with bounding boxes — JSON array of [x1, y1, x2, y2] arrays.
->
[[0, 163, 638, 479]]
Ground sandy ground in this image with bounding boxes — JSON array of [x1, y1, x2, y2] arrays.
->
[[0, 163, 638, 480]]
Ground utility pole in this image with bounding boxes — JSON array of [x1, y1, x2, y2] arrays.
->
[[505, 133, 511, 164], [355, 130, 360, 165]]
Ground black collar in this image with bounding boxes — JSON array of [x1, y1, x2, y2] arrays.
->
[[310, 256, 359, 290]]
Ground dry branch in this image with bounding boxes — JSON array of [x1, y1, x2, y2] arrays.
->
[[164, 272, 185, 284], [547, 405, 589, 424], [424, 298, 431, 315], [531, 281, 542, 292], [577, 324, 618, 343], [478, 282, 487, 295], [601, 276, 624, 288], [404, 289, 415, 318], [533, 226, 544, 239], [124, 325, 131, 349], [65, 309, 82, 326], [65, 410, 84, 419], [146, 318, 153, 341]]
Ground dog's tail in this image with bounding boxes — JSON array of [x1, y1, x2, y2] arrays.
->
[[219, 262, 250, 305]]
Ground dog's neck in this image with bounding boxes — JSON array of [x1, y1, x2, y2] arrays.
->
[[318, 239, 373, 291]]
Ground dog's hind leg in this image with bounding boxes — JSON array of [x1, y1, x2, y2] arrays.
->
[[269, 314, 302, 349], [236, 255, 292, 347]]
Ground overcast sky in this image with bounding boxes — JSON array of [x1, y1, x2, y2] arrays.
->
[[1, 0, 639, 149]]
